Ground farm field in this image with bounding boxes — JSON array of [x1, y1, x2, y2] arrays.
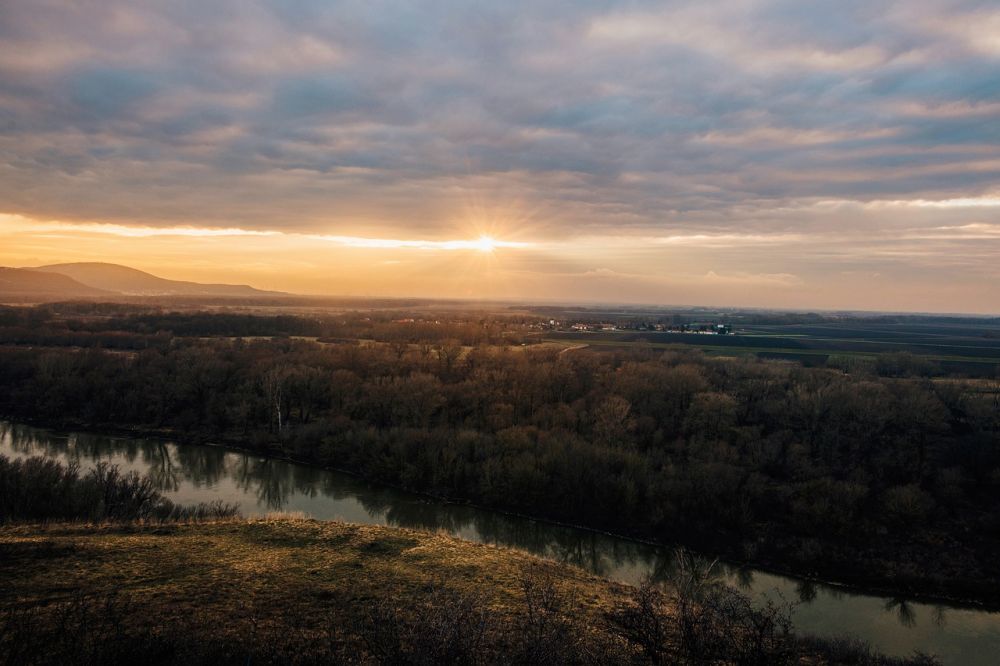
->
[[542, 319, 1000, 376]]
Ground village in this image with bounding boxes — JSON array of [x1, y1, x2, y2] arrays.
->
[[531, 319, 734, 335]]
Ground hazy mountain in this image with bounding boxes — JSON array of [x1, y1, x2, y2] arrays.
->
[[0, 267, 112, 298], [35, 263, 285, 297]]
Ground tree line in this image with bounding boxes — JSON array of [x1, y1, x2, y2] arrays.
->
[[0, 304, 535, 347]]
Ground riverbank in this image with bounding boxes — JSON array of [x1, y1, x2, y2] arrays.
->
[[0, 518, 929, 665], [6, 415, 999, 612]]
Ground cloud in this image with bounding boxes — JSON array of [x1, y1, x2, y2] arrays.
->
[[702, 270, 804, 287], [866, 195, 1000, 209], [0, 1, 997, 311]]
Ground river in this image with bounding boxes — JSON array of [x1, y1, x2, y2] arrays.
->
[[1, 420, 997, 664]]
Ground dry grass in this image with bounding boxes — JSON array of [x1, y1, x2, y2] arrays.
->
[[0, 520, 914, 665], [0, 518, 633, 658]]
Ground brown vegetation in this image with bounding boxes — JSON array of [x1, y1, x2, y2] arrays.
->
[[0, 519, 936, 665]]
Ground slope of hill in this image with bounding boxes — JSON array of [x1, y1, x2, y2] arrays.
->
[[35, 262, 285, 297], [0, 267, 111, 298], [0, 518, 905, 665], [0, 519, 630, 663]]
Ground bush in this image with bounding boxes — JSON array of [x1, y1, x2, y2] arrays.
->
[[607, 550, 796, 666], [355, 570, 624, 665]]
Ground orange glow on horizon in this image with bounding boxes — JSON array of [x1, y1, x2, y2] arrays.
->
[[2, 211, 999, 314]]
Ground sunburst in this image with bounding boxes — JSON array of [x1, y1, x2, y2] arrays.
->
[[474, 235, 498, 253]]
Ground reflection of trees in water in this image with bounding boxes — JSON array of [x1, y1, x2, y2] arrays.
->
[[795, 580, 818, 604], [230, 455, 325, 512], [462, 514, 661, 580], [73, 432, 141, 464], [364, 492, 663, 581], [233, 456, 292, 511], [383, 501, 477, 534], [1, 422, 141, 466], [173, 445, 229, 487], [646, 549, 683, 584], [539, 531, 656, 579], [143, 442, 181, 492], [351, 486, 394, 518], [878, 595, 950, 631], [732, 566, 756, 592], [4, 422, 73, 458], [885, 597, 917, 628], [289, 464, 323, 501]]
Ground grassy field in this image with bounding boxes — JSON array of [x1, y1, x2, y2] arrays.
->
[[0, 519, 941, 664], [0, 518, 635, 663], [542, 325, 1000, 375], [0, 518, 624, 616]]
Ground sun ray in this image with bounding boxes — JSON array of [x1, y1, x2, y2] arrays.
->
[[475, 235, 497, 253]]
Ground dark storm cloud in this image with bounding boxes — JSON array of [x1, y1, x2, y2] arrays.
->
[[0, 0, 998, 233]]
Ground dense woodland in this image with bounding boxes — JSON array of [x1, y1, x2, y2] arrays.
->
[[1, 306, 999, 600], [0, 303, 533, 348]]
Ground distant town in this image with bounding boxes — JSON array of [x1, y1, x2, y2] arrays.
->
[[534, 319, 734, 335]]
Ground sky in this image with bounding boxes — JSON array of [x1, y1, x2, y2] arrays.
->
[[1, 1, 998, 313]]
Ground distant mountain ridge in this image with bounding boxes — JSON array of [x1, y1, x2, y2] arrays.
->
[[33, 262, 285, 297], [0, 262, 286, 300], [0, 267, 112, 298]]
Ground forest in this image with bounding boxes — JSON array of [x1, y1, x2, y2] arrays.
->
[[1, 305, 998, 602]]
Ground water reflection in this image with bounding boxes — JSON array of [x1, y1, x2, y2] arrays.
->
[[147, 442, 181, 492], [2, 420, 999, 666], [886, 598, 918, 628], [796, 579, 818, 604]]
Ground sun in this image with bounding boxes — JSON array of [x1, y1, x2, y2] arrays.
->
[[474, 235, 497, 253]]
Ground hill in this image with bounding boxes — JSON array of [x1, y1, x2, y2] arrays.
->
[[34, 262, 285, 297], [0, 519, 629, 663], [0, 518, 912, 665], [0, 267, 111, 299], [0, 517, 924, 666]]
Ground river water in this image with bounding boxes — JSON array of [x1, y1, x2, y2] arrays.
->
[[2, 421, 997, 664]]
